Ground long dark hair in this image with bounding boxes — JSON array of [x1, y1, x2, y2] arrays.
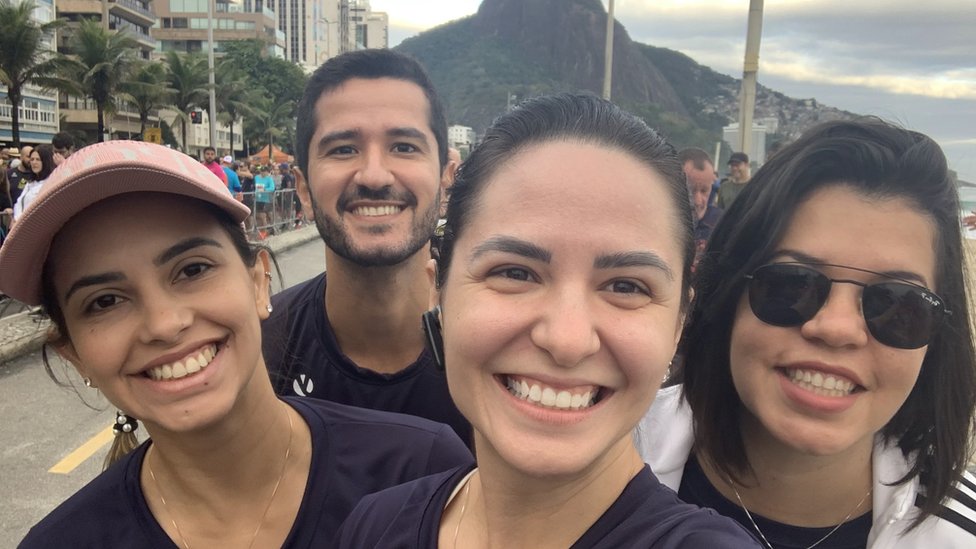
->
[[30, 144, 57, 181], [676, 117, 976, 530]]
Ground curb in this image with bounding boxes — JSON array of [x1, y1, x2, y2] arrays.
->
[[0, 225, 320, 366]]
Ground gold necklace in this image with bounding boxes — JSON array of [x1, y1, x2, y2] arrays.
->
[[727, 475, 871, 549], [147, 408, 295, 549], [452, 472, 473, 549]]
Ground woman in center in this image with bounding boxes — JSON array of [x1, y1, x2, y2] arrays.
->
[[338, 94, 759, 547]]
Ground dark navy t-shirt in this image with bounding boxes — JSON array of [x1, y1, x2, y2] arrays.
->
[[679, 455, 872, 549], [337, 464, 762, 548], [262, 272, 472, 447], [19, 397, 473, 548]]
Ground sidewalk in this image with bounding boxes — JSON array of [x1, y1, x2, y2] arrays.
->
[[0, 225, 320, 365]]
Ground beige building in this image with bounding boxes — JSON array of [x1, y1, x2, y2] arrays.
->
[[56, 0, 157, 141], [308, 0, 388, 71], [152, 0, 284, 56]]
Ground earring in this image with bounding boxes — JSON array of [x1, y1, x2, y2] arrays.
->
[[422, 306, 445, 371], [83, 377, 93, 388], [265, 271, 272, 281], [113, 411, 139, 435], [266, 303, 274, 314]]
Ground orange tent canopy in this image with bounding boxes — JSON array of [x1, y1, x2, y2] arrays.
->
[[248, 144, 294, 165]]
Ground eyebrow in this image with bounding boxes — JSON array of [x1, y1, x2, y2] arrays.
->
[[470, 236, 552, 264], [63, 238, 224, 302], [154, 237, 224, 266], [469, 236, 674, 279], [314, 127, 430, 156], [64, 272, 125, 302], [775, 249, 928, 285], [595, 252, 674, 281]]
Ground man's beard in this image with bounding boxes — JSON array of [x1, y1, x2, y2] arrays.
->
[[309, 186, 441, 268]]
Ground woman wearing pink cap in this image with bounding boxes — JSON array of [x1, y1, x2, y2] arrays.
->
[[1, 141, 471, 548]]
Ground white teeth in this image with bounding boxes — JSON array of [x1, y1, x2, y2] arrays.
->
[[505, 376, 597, 410], [354, 205, 400, 217], [786, 368, 856, 397], [146, 344, 217, 381]]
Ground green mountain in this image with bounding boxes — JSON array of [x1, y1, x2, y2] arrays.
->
[[396, 0, 853, 153]]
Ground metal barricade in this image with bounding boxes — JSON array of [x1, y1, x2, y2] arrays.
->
[[236, 189, 304, 240]]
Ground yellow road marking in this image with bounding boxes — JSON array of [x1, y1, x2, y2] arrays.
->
[[49, 424, 113, 474]]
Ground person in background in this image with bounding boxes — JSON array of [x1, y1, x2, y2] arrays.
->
[[639, 118, 976, 547], [7, 145, 33, 205], [221, 155, 241, 194], [338, 93, 760, 548], [263, 49, 471, 445], [13, 144, 56, 222], [201, 146, 227, 186], [678, 147, 722, 270], [2, 141, 471, 548], [51, 131, 75, 166], [253, 164, 276, 238], [0, 167, 12, 243], [717, 151, 751, 209]]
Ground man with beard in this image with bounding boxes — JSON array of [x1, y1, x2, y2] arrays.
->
[[261, 49, 470, 446]]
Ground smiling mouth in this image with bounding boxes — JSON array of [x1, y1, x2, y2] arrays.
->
[[145, 344, 218, 381], [352, 205, 403, 217], [501, 374, 607, 411], [779, 367, 862, 398]]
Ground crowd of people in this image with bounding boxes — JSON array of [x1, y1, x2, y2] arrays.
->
[[1, 48, 975, 548]]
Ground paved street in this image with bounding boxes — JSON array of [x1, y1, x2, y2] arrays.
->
[[0, 239, 325, 547]]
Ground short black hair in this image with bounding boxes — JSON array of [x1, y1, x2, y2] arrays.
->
[[295, 49, 448, 179], [51, 132, 74, 151], [676, 117, 976, 530], [203, 146, 216, 154], [437, 93, 695, 314]]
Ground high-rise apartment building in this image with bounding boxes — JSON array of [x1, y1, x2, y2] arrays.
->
[[1, 0, 60, 146], [153, 0, 284, 56], [55, 0, 158, 142], [303, 0, 388, 71]]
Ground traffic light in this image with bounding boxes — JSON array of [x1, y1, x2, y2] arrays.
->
[[190, 110, 202, 124]]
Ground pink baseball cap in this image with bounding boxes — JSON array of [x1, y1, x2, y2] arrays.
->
[[0, 141, 251, 305]]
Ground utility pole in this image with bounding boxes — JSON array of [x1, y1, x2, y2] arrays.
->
[[602, 0, 615, 100], [737, 0, 764, 158], [206, 0, 218, 151]]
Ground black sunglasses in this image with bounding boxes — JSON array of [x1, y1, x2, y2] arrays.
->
[[745, 262, 950, 350]]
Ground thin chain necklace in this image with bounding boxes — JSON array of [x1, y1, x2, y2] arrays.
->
[[147, 408, 295, 549], [727, 476, 871, 549], [452, 474, 473, 549]]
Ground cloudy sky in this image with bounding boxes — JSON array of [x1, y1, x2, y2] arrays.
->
[[370, 0, 976, 183]]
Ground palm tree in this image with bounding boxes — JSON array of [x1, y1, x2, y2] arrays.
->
[[163, 51, 208, 152], [120, 60, 172, 137], [250, 95, 294, 164], [207, 61, 256, 157], [62, 18, 139, 142], [0, 0, 66, 147]]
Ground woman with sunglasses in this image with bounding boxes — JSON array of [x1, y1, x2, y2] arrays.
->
[[2, 141, 471, 548], [337, 94, 760, 547], [639, 118, 976, 547]]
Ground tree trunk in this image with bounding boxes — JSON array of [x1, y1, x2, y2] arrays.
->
[[228, 119, 234, 157], [268, 133, 273, 164], [8, 86, 22, 148], [139, 113, 148, 138], [96, 102, 105, 142]]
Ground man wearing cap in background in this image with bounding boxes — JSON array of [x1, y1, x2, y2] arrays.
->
[[220, 155, 242, 194], [201, 146, 227, 186], [717, 151, 751, 210]]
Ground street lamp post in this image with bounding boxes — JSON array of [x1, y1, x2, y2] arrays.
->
[[207, 0, 218, 151]]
